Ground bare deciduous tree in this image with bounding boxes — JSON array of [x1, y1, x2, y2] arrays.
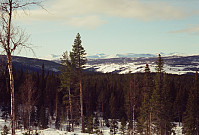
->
[[0, 1, 42, 134]]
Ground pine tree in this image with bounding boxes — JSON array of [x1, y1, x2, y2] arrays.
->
[[161, 73, 175, 134], [38, 64, 48, 129], [126, 75, 138, 135], [138, 64, 152, 135], [109, 92, 118, 135], [86, 115, 94, 134], [70, 33, 87, 132], [183, 71, 199, 135], [151, 54, 174, 134], [59, 51, 75, 131]]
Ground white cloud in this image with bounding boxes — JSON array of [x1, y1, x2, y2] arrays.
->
[[15, 0, 193, 28], [170, 25, 199, 35]]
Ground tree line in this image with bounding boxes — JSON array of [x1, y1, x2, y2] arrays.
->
[[0, 34, 198, 135]]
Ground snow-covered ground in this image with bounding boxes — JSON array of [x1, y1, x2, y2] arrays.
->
[[0, 117, 184, 135], [85, 62, 195, 75], [0, 106, 183, 135]]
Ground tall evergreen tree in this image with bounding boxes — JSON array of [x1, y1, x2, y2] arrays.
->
[[109, 92, 118, 135], [183, 71, 199, 135], [138, 64, 153, 135], [70, 33, 87, 132], [59, 51, 75, 131], [150, 54, 174, 135], [151, 54, 164, 134], [38, 64, 48, 129]]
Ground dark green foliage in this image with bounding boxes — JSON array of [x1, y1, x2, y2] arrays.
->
[[70, 33, 87, 71], [150, 54, 174, 134], [0, 52, 198, 134], [137, 64, 153, 135], [183, 71, 199, 135], [70, 33, 87, 132], [155, 54, 164, 73], [85, 115, 94, 134], [109, 92, 116, 119]]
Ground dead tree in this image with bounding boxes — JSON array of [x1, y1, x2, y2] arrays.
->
[[0, 1, 42, 134]]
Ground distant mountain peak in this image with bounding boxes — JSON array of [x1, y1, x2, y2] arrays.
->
[[42, 54, 61, 61], [42, 52, 189, 62]]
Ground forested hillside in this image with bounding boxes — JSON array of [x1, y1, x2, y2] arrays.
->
[[0, 55, 198, 134]]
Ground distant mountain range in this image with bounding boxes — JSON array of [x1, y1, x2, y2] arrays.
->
[[85, 55, 199, 74], [42, 52, 186, 60], [1, 53, 199, 75]]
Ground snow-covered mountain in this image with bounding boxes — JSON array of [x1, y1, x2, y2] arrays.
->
[[43, 53, 187, 61], [1, 53, 199, 75], [85, 55, 199, 75]]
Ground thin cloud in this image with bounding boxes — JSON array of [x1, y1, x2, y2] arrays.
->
[[66, 16, 107, 29], [170, 25, 199, 35], [15, 0, 193, 28]]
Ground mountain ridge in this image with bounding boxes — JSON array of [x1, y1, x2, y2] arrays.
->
[[42, 52, 188, 61], [1, 54, 199, 75]]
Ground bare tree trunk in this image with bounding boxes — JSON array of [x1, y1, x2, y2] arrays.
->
[[7, 54, 15, 135], [5, 1, 15, 134], [1, 1, 43, 134], [80, 80, 84, 132], [68, 87, 74, 132]]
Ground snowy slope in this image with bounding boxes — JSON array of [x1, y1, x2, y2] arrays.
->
[[85, 55, 199, 74], [42, 53, 199, 75], [0, 54, 198, 75]]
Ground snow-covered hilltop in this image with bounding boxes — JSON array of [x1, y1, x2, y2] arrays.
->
[[85, 55, 199, 74], [1, 53, 198, 75]]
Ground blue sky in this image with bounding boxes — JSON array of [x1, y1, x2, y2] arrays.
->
[[13, 0, 199, 58]]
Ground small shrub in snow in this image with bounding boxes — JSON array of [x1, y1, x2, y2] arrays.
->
[[1, 125, 9, 135]]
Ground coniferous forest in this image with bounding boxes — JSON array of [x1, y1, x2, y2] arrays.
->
[[0, 33, 199, 135], [1, 0, 199, 135]]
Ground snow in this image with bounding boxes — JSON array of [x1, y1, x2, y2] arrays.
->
[[0, 116, 184, 135], [85, 61, 198, 75]]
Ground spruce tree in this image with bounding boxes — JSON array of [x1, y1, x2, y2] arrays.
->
[[183, 71, 199, 135], [60, 51, 75, 131], [151, 54, 174, 135], [138, 64, 152, 135], [86, 115, 94, 134], [38, 64, 48, 129], [109, 92, 118, 135], [70, 33, 87, 132], [151, 54, 163, 134]]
